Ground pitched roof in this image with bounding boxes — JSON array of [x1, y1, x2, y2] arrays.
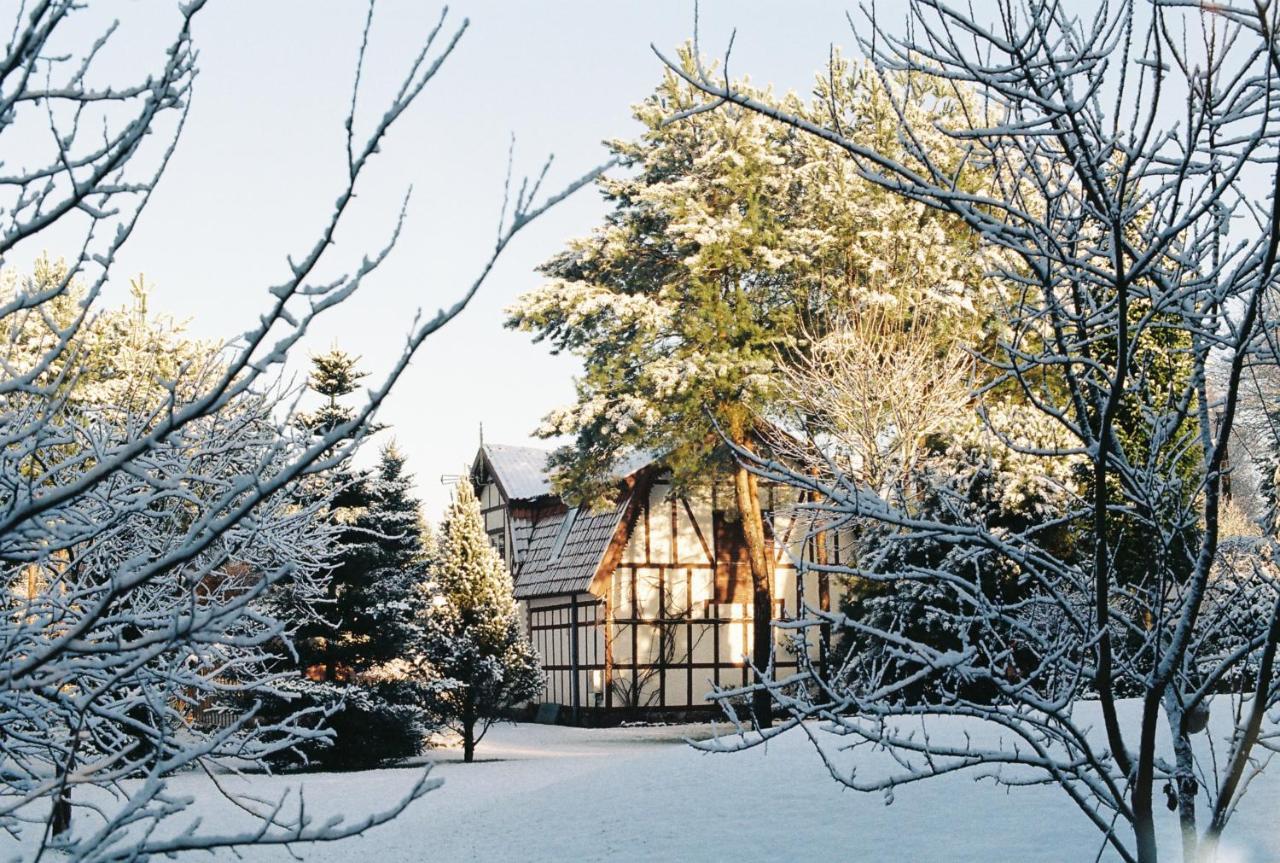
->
[[479, 443, 554, 501], [474, 442, 663, 598], [478, 443, 663, 504], [512, 496, 632, 599]]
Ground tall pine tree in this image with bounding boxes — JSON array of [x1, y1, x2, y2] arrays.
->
[[421, 482, 540, 763], [507, 52, 996, 727]]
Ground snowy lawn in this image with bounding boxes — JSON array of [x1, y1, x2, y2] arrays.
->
[[16, 701, 1280, 861]]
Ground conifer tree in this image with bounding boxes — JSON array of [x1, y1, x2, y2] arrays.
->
[[290, 349, 371, 683], [350, 443, 428, 665], [276, 356, 431, 770], [299, 347, 367, 436], [507, 51, 994, 726], [309, 443, 431, 769], [421, 482, 540, 763]]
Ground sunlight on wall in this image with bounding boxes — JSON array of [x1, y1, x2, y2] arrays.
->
[[728, 615, 747, 663]]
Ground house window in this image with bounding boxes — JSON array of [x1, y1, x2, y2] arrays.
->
[[493, 531, 507, 563]]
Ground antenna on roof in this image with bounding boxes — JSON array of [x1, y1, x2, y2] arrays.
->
[[479, 421, 484, 448]]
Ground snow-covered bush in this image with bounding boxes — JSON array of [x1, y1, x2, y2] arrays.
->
[[834, 406, 1085, 706]]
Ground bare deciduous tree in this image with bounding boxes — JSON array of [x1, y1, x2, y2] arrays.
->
[[770, 309, 973, 492], [661, 2, 1280, 860], [0, 2, 602, 859]]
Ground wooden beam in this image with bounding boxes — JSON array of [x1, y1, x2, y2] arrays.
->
[[588, 468, 655, 598], [569, 594, 581, 723], [682, 497, 713, 563]]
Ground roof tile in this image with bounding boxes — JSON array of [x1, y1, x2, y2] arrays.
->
[[513, 496, 630, 599]]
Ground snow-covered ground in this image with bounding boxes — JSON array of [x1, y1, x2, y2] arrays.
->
[[232, 721, 1280, 862], [15, 702, 1280, 861]]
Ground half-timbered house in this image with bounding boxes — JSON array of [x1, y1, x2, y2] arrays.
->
[[471, 442, 842, 722]]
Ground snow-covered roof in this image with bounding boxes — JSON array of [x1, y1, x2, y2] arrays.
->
[[473, 441, 668, 597], [477, 443, 662, 504], [479, 443, 554, 501], [610, 448, 661, 481]]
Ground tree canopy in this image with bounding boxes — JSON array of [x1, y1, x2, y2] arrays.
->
[[508, 50, 998, 504]]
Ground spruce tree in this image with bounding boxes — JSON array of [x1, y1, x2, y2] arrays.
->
[[421, 482, 540, 763], [298, 347, 367, 435], [271, 353, 430, 770], [348, 443, 427, 666], [290, 348, 371, 684], [305, 442, 430, 770]]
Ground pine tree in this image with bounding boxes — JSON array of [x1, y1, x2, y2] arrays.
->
[[421, 482, 540, 763], [506, 50, 995, 727]]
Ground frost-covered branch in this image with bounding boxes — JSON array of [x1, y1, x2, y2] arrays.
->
[[0, 2, 599, 860], [663, 1, 1280, 860]]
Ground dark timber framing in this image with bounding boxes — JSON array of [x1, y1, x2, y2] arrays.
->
[[474, 443, 837, 722]]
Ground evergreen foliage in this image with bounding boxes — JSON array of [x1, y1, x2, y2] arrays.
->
[[318, 443, 426, 677], [507, 51, 996, 507], [837, 426, 1083, 704], [507, 50, 994, 726], [420, 482, 540, 763], [298, 347, 367, 436], [269, 359, 431, 771], [2, 256, 217, 417]]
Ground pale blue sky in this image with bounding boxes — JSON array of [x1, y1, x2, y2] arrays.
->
[[78, 0, 869, 517]]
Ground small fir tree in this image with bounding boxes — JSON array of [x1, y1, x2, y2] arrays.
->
[[421, 482, 541, 763], [298, 347, 367, 435]]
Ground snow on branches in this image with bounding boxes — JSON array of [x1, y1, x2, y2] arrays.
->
[[662, 2, 1280, 861], [0, 2, 599, 860]]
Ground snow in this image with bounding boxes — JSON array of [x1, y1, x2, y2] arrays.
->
[[21, 700, 1280, 862]]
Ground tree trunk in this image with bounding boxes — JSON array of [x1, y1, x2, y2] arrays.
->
[[51, 788, 71, 834], [462, 695, 476, 763], [1174, 737, 1199, 863], [1161, 691, 1200, 862], [732, 442, 774, 730], [51, 775, 71, 838], [809, 479, 832, 681], [1133, 690, 1162, 863]]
